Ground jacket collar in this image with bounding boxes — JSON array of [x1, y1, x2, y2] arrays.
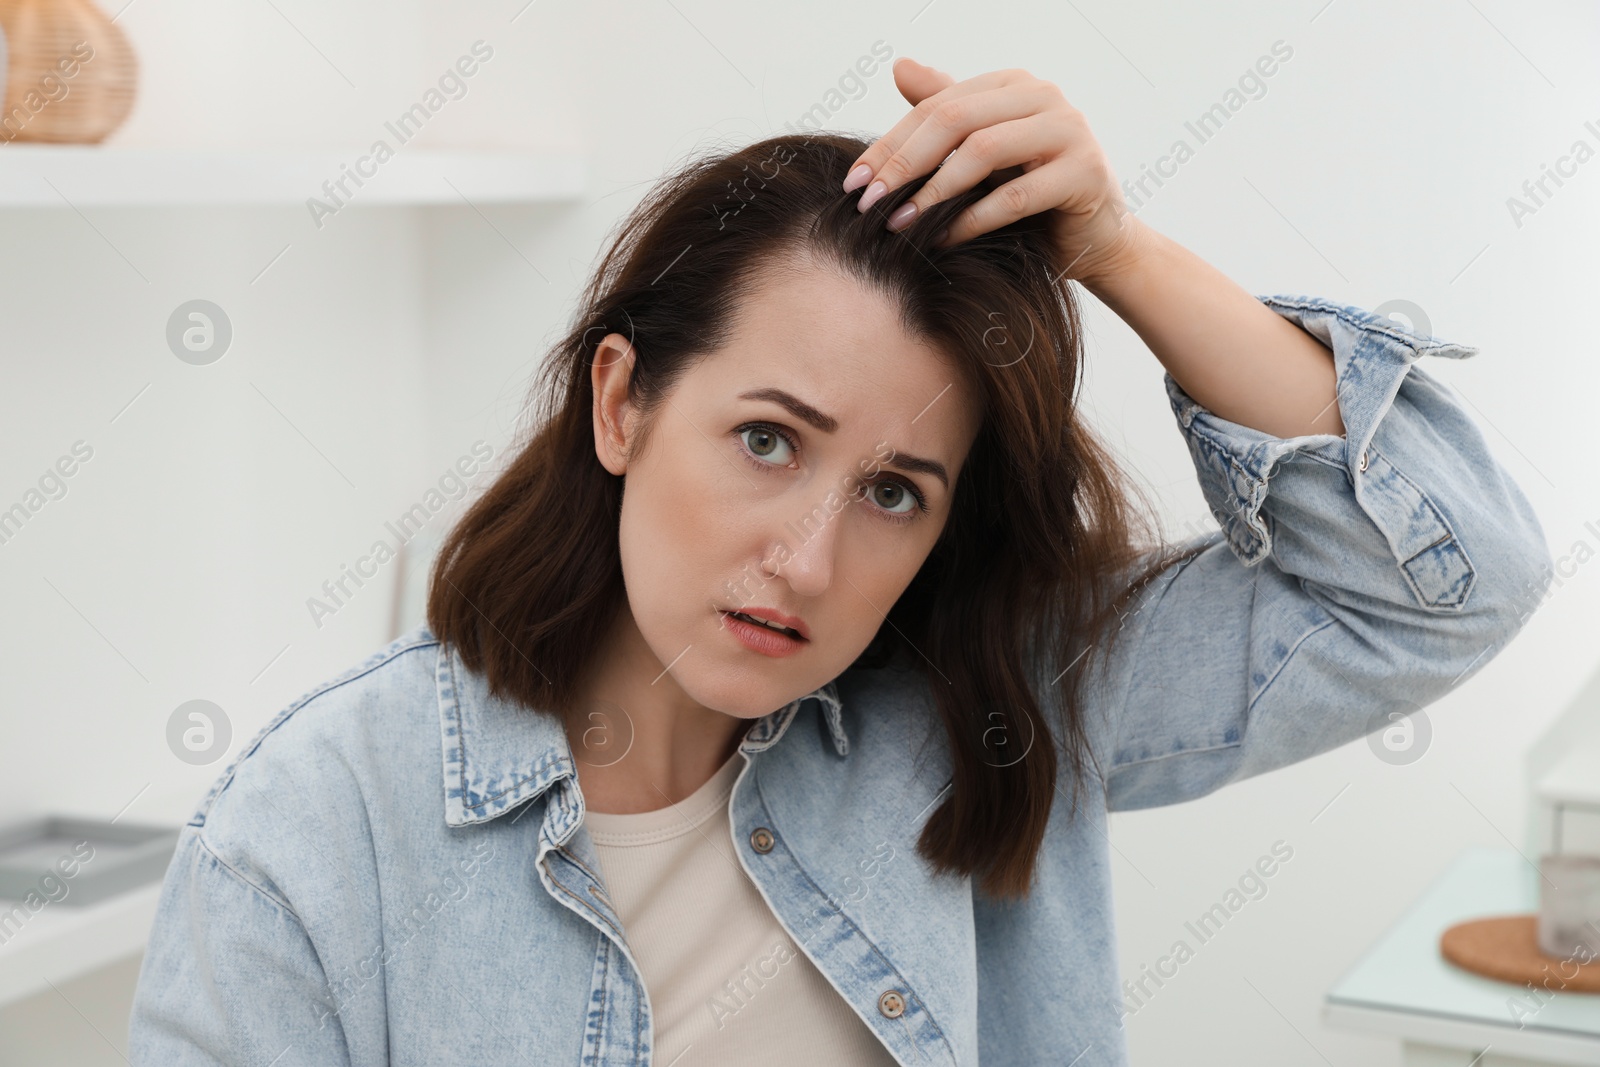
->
[[436, 637, 848, 829]]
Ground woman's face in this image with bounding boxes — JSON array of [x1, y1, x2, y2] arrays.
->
[[592, 254, 985, 721]]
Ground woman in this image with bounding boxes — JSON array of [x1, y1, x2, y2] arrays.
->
[[128, 59, 1551, 1065]]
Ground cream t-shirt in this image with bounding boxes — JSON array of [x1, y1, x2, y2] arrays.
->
[[583, 750, 900, 1066]]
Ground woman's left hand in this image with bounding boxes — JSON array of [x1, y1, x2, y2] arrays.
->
[[843, 57, 1147, 286]]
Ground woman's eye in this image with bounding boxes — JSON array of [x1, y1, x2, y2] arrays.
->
[[869, 481, 919, 515], [740, 425, 794, 466], [738, 422, 927, 522]]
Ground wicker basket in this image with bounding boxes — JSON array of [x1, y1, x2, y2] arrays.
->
[[0, 0, 137, 144]]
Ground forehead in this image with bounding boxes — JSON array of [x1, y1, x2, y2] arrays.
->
[[693, 255, 982, 445]]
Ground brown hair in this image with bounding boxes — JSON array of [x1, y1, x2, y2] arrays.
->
[[427, 130, 1205, 900]]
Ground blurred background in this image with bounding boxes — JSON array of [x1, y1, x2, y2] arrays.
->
[[0, 0, 1596, 1063]]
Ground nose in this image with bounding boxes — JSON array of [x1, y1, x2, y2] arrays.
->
[[765, 494, 840, 598]]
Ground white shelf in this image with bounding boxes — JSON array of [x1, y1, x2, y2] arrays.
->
[[0, 881, 161, 1006], [0, 145, 586, 206]]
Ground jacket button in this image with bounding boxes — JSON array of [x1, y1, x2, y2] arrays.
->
[[1358, 448, 1370, 473], [878, 990, 905, 1018], [750, 827, 775, 853]]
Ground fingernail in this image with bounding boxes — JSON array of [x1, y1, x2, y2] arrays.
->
[[843, 163, 872, 193], [857, 180, 887, 213], [886, 201, 917, 232]]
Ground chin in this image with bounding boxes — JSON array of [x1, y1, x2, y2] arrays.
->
[[677, 670, 787, 721]]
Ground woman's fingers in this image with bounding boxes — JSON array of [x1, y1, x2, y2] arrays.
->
[[932, 153, 1086, 249], [843, 65, 1085, 251], [865, 83, 1054, 210], [842, 62, 1014, 193], [883, 108, 1069, 231], [838, 61, 1128, 268]]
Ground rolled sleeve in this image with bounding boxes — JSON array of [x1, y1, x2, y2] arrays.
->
[[1082, 294, 1553, 810], [1169, 295, 1490, 609]]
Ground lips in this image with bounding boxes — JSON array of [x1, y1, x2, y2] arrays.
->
[[719, 608, 808, 658], [719, 607, 809, 642]]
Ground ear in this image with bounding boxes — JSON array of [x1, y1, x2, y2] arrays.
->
[[591, 332, 638, 476]]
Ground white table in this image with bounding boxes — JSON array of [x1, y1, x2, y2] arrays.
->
[[1324, 847, 1600, 1066], [0, 881, 160, 1006]]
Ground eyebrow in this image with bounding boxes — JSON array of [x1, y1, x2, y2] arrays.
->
[[737, 387, 950, 490]]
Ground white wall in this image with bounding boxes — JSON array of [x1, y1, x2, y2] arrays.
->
[[1, 0, 1596, 1063]]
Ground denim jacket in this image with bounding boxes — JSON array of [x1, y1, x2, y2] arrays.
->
[[127, 295, 1552, 1066]]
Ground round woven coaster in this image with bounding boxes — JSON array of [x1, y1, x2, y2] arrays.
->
[[1439, 915, 1600, 992]]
